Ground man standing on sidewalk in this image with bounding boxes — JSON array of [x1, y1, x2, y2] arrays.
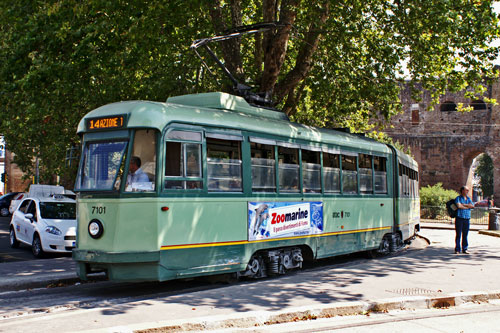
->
[[455, 186, 474, 254]]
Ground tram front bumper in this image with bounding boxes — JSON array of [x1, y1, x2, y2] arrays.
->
[[73, 249, 161, 281]]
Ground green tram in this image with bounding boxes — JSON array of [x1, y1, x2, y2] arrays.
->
[[73, 92, 420, 282]]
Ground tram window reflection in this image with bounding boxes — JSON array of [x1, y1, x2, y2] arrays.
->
[[323, 152, 340, 193], [207, 138, 242, 192], [359, 154, 373, 194], [342, 154, 358, 194], [251, 142, 276, 192], [164, 136, 202, 190], [76, 141, 128, 191], [278, 147, 300, 193], [374, 156, 387, 194], [302, 149, 321, 193]]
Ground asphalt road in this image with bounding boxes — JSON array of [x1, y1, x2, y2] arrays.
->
[[1, 228, 499, 332], [0, 216, 71, 262]]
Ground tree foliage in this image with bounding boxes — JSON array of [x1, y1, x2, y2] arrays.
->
[[475, 154, 494, 197], [0, 0, 498, 185]]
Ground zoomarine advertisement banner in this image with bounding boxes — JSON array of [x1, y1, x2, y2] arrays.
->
[[248, 201, 323, 241]]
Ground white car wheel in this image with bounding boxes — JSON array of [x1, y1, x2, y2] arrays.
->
[[32, 234, 45, 259], [9, 227, 19, 248]]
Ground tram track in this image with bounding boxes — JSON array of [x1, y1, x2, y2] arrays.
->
[[0, 237, 425, 324], [0, 278, 222, 321], [0, 249, 381, 321]]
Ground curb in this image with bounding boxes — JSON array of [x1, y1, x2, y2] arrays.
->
[[421, 224, 486, 232], [478, 230, 500, 238], [0, 273, 80, 292], [83, 290, 500, 333]]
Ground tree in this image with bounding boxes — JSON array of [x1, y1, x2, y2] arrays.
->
[[0, 0, 498, 185], [475, 154, 494, 197], [204, 0, 499, 123], [0, 0, 211, 185]]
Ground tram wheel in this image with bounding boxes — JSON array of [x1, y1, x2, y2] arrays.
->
[[378, 235, 391, 255], [248, 257, 260, 275]]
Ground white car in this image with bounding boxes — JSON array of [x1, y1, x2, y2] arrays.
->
[[9, 195, 77, 258], [9, 192, 27, 214]]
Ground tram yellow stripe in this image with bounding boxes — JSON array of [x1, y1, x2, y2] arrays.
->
[[160, 226, 391, 251]]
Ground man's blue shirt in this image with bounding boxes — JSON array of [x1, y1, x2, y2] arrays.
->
[[455, 195, 473, 219]]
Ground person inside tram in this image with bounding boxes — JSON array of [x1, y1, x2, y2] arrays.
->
[[126, 156, 150, 191]]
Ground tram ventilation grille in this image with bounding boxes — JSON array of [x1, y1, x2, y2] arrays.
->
[[386, 288, 439, 296]]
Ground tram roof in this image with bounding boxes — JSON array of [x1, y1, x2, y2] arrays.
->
[[78, 92, 392, 154]]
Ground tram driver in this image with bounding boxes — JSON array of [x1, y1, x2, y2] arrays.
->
[[126, 156, 152, 192]]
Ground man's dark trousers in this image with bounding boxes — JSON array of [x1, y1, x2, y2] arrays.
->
[[455, 217, 470, 252]]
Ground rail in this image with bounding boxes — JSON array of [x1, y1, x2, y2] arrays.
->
[[420, 205, 490, 225]]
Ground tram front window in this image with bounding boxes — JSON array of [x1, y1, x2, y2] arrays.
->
[[76, 141, 128, 191]]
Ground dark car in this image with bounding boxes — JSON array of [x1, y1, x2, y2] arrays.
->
[[475, 200, 489, 208], [0, 192, 20, 217]]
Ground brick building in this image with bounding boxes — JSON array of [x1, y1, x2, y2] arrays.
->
[[386, 80, 500, 201], [4, 150, 31, 193]]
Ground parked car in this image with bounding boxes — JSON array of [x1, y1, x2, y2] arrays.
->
[[0, 192, 20, 217], [9, 195, 76, 258], [475, 200, 489, 208], [9, 192, 27, 214]]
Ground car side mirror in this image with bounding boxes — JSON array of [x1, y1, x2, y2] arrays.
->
[[24, 213, 33, 221]]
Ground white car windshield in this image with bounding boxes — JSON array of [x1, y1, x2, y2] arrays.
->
[[39, 202, 76, 219]]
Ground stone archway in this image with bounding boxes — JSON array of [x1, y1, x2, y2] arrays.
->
[[486, 147, 500, 204]]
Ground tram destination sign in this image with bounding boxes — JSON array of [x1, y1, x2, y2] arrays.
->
[[86, 115, 126, 131]]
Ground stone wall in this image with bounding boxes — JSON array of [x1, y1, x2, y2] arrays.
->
[[386, 81, 500, 202]]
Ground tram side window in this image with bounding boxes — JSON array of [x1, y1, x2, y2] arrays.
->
[[403, 165, 409, 197], [410, 169, 414, 197], [373, 156, 387, 194], [251, 142, 276, 192], [302, 149, 321, 193], [207, 138, 242, 192], [399, 164, 403, 196], [410, 169, 419, 198], [342, 155, 358, 194], [278, 146, 300, 193], [415, 171, 420, 198], [126, 129, 157, 192], [323, 152, 340, 193], [359, 154, 373, 194], [164, 130, 202, 190], [406, 167, 411, 197]]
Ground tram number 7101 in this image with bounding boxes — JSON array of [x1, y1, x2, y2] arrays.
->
[[92, 206, 106, 215]]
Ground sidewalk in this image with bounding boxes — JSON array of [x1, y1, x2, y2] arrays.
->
[[2, 227, 500, 332]]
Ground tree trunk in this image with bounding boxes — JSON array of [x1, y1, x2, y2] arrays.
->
[[259, 0, 300, 94], [276, 2, 330, 114]]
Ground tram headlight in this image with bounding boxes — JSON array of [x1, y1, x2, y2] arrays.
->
[[88, 219, 104, 239]]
